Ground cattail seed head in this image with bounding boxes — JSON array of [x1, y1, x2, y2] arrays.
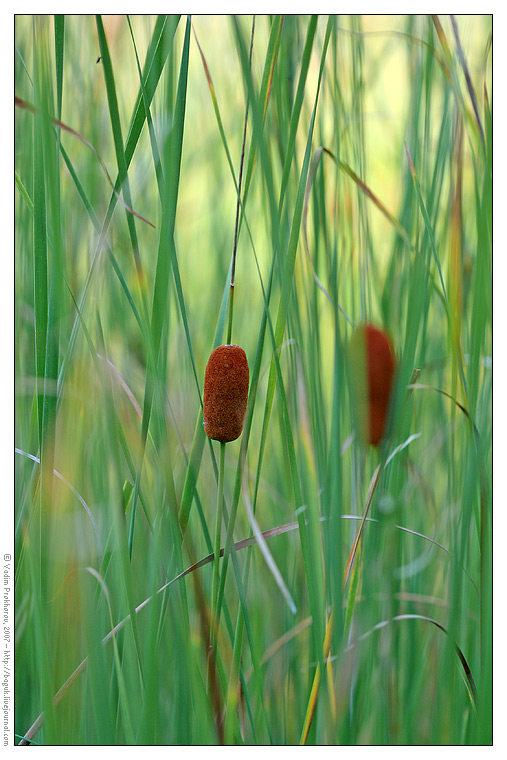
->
[[203, 344, 249, 443], [348, 324, 396, 446]]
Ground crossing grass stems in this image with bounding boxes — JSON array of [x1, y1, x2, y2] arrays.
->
[[14, 14, 491, 745]]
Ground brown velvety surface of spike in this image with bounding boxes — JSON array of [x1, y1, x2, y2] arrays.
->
[[350, 325, 396, 446], [203, 345, 249, 443]]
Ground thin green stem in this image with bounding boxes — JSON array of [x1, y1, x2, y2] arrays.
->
[[212, 441, 226, 642], [226, 15, 255, 345]]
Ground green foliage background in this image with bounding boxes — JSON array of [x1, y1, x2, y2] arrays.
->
[[14, 15, 492, 745]]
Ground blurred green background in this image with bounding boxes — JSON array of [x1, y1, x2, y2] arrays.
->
[[15, 15, 491, 745]]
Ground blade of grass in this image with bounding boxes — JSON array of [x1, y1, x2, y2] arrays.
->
[[450, 15, 485, 151], [241, 468, 297, 615], [96, 15, 148, 285], [15, 448, 101, 553], [130, 16, 191, 557], [302, 613, 478, 711], [15, 97, 155, 230], [64, 279, 155, 534], [127, 13, 202, 412], [94, 310, 145, 687], [32, 92, 47, 454], [239, 15, 285, 226], [84, 568, 136, 744], [55, 16, 178, 403]]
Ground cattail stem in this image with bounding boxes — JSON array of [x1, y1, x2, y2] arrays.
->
[[226, 284, 235, 344], [226, 15, 255, 345], [211, 441, 226, 644]]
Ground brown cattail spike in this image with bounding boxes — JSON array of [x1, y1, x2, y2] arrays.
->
[[203, 345, 249, 443], [348, 324, 396, 446]]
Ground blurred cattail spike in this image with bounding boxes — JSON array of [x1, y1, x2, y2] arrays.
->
[[348, 324, 396, 446], [203, 345, 249, 443]]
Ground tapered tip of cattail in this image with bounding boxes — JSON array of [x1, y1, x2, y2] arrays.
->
[[348, 324, 396, 446], [203, 344, 249, 443]]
